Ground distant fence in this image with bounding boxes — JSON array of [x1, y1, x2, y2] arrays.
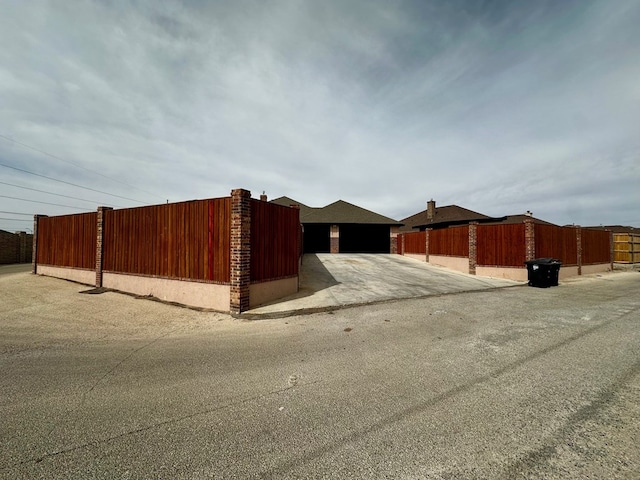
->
[[36, 212, 96, 270], [614, 233, 640, 263], [33, 189, 300, 313], [397, 220, 612, 280], [0, 230, 33, 264]]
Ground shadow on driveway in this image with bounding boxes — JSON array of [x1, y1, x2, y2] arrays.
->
[[247, 254, 520, 316]]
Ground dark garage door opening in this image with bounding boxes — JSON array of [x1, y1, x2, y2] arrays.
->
[[339, 224, 390, 253], [304, 224, 330, 253]]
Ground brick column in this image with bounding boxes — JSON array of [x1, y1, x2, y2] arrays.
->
[[425, 228, 431, 262], [524, 218, 535, 261], [17, 231, 28, 263], [96, 206, 113, 287], [230, 189, 252, 314], [32, 215, 47, 274], [608, 230, 614, 271], [468, 222, 478, 275], [576, 227, 582, 276], [330, 225, 339, 254], [390, 226, 399, 254]]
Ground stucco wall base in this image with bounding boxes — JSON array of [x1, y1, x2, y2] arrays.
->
[[476, 266, 528, 282], [429, 255, 469, 274], [249, 276, 299, 308], [102, 273, 230, 311], [559, 266, 579, 280], [36, 265, 95, 285], [404, 253, 426, 262], [582, 263, 612, 275]]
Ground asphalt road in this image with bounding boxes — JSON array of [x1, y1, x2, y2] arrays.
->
[[1, 270, 639, 478]]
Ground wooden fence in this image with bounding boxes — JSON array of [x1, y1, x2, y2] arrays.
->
[[614, 233, 640, 263], [103, 198, 231, 283], [581, 228, 611, 265], [398, 222, 612, 273], [251, 199, 301, 282], [36, 212, 96, 270], [534, 224, 578, 266], [476, 224, 525, 267], [431, 226, 469, 257], [402, 231, 426, 254]]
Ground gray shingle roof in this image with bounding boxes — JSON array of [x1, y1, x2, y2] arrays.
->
[[399, 205, 492, 231], [269, 197, 401, 225]]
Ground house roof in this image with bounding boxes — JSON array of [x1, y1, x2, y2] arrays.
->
[[583, 225, 640, 234], [399, 204, 493, 231], [483, 214, 557, 226], [269, 196, 314, 217], [269, 197, 401, 225]]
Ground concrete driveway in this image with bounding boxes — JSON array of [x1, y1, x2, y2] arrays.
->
[[248, 254, 519, 315]]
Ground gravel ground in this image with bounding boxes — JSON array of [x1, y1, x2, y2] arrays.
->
[[1, 268, 639, 479]]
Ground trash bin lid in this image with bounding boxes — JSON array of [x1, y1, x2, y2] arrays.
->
[[525, 258, 562, 265]]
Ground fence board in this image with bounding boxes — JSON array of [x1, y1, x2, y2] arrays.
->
[[477, 224, 525, 267], [430, 226, 469, 257], [581, 228, 611, 265], [36, 213, 96, 269], [250, 200, 300, 282], [535, 224, 578, 266], [403, 231, 426, 254], [613, 233, 640, 263]]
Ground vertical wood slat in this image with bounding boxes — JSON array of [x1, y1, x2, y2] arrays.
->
[[477, 224, 525, 267], [101, 197, 230, 283], [430, 226, 469, 257], [534, 224, 579, 266], [403, 231, 426, 254], [250, 200, 300, 282], [36, 212, 96, 269], [581, 228, 611, 265]]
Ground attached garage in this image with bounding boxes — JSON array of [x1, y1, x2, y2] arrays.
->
[[339, 224, 391, 253], [270, 197, 402, 254], [303, 224, 330, 253]]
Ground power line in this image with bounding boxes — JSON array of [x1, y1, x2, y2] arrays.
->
[[0, 180, 123, 208], [0, 161, 147, 204], [0, 211, 33, 216], [0, 133, 165, 201], [0, 217, 31, 222], [0, 194, 88, 210]]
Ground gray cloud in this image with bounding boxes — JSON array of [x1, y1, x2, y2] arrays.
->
[[1, 0, 639, 233]]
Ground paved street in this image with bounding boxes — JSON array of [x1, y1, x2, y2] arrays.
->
[[1, 269, 639, 478]]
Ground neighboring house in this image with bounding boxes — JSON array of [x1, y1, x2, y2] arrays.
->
[[583, 225, 640, 234], [269, 196, 402, 254], [483, 212, 557, 226], [399, 199, 501, 232]]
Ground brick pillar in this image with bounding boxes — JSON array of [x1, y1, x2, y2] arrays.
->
[[96, 206, 113, 287], [425, 228, 431, 262], [390, 226, 399, 254], [468, 222, 478, 275], [524, 218, 535, 262], [608, 230, 614, 271], [330, 225, 339, 254], [17, 231, 28, 263], [576, 227, 582, 276], [32, 215, 47, 274], [230, 189, 252, 314]]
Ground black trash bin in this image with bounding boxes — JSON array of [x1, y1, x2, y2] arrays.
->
[[525, 258, 562, 287]]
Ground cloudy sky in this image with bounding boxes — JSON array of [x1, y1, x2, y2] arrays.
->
[[1, 0, 639, 233]]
